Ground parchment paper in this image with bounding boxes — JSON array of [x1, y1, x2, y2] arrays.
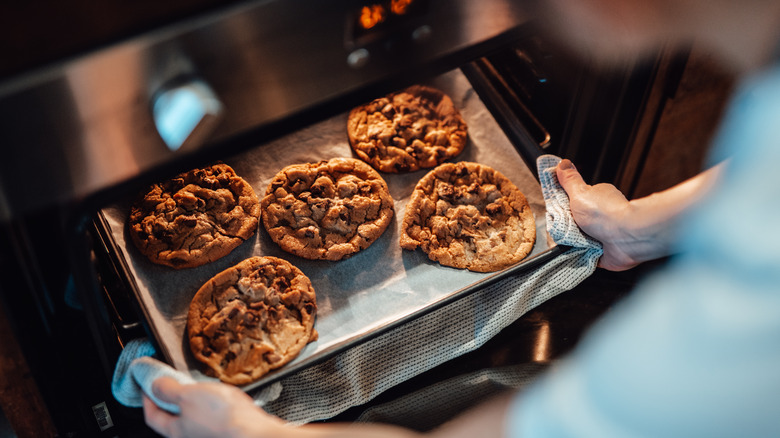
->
[[99, 68, 554, 391]]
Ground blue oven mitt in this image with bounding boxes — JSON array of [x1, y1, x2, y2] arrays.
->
[[112, 338, 283, 413], [111, 338, 195, 414]]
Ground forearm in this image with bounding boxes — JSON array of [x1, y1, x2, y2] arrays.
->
[[557, 159, 727, 271], [243, 393, 514, 438], [146, 377, 512, 438], [428, 392, 514, 438], [281, 423, 424, 438], [619, 162, 726, 262]]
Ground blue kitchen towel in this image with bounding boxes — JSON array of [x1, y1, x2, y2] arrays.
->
[[111, 338, 195, 414], [112, 338, 284, 413], [536, 154, 603, 255]]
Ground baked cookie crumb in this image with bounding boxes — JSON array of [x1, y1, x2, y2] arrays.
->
[[129, 163, 260, 269], [261, 158, 394, 261], [187, 256, 317, 385], [400, 162, 535, 272], [347, 85, 468, 173]]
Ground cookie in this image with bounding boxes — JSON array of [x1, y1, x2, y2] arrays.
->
[[261, 158, 394, 261], [347, 85, 468, 173], [129, 163, 260, 269], [187, 256, 317, 385], [400, 162, 536, 272]]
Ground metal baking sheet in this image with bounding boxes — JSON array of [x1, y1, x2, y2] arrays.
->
[[97, 68, 557, 391]]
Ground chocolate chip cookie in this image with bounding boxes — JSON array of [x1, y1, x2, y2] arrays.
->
[[347, 85, 468, 173], [129, 163, 260, 269], [261, 158, 394, 261], [187, 256, 317, 385], [400, 162, 536, 272]]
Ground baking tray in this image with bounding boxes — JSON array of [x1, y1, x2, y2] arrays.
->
[[96, 68, 560, 392]]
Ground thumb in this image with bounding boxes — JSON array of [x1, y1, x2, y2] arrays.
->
[[556, 159, 589, 197], [152, 376, 185, 405]]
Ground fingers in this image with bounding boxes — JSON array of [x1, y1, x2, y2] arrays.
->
[[143, 394, 177, 437], [144, 377, 186, 437], [153, 376, 185, 406], [556, 159, 589, 197]]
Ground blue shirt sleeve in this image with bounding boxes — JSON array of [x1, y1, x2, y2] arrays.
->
[[505, 66, 780, 438]]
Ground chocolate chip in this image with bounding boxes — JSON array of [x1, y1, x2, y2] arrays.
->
[[162, 180, 180, 192], [187, 168, 205, 183], [263, 352, 282, 364], [182, 216, 197, 227], [216, 173, 231, 186], [243, 312, 258, 326], [274, 276, 290, 290], [439, 185, 454, 198], [203, 176, 220, 188], [394, 162, 410, 172], [485, 203, 502, 216]]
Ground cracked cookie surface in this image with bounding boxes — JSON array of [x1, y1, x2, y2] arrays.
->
[[400, 162, 536, 272], [129, 163, 260, 269], [261, 158, 394, 261], [187, 256, 317, 385], [347, 85, 468, 173]]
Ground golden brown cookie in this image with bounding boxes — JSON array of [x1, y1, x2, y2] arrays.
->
[[347, 85, 468, 173], [400, 162, 536, 272], [261, 158, 394, 261], [129, 163, 260, 269], [187, 256, 317, 385]]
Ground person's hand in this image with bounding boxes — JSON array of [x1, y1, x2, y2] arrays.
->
[[143, 377, 286, 438], [143, 377, 426, 438], [556, 159, 725, 271], [555, 159, 640, 271]]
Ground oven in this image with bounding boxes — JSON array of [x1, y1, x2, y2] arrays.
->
[[0, 0, 723, 435]]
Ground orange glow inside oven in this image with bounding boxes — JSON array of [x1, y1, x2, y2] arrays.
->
[[359, 5, 387, 29], [391, 0, 413, 15]]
